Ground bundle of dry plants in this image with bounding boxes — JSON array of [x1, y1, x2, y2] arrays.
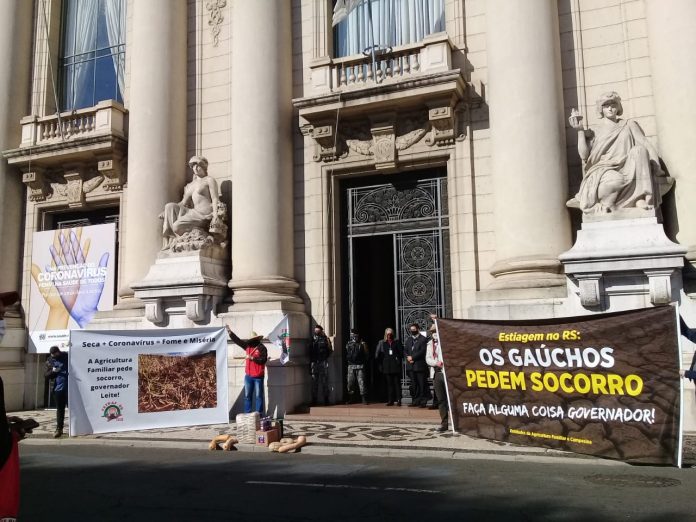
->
[[138, 351, 217, 413]]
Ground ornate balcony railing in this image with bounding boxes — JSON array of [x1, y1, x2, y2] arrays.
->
[[19, 100, 127, 148], [310, 32, 453, 94]]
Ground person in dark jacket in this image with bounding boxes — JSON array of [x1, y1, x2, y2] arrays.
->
[[46, 345, 69, 437], [403, 323, 429, 407], [226, 325, 269, 414], [345, 329, 369, 404], [310, 325, 333, 405], [375, 328, 403, 406]]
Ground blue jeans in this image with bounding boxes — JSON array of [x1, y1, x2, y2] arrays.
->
[[244, 374, 265, 414]]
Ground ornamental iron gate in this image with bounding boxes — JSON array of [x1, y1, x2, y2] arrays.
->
[[345, 175, 450, 403], [347, 177, 450, 337]]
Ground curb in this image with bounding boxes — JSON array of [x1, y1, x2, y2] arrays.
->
[[20, 435, 626, 466]]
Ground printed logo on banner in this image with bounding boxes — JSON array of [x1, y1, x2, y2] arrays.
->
[[101, 402, 124, 422]]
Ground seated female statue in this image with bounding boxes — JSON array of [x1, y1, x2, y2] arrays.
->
[[160, 156, 220, 248], [567, 92, 664, 214]]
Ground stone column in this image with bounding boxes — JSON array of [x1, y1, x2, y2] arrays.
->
[[229, 0, 302, 307], [119, 0, 188, 299], [0, 0, 33, 407], [0, 0, 32, 299], [485, 0, 572, 291], [645, 0, 696, 285]]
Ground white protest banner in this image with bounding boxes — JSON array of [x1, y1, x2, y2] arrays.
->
[[268, 315, 290, 365], [69, 328, 228, 435], [29, 224, 116, 353]]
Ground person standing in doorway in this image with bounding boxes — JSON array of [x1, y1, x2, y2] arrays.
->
[[375, 328, 403, 406], [310, 325, 333, 406], [46, 345, 69, 438], [426, 325, 449, 432], [226, 326, 268, 414], [404, 323, 428, 407], [345, 329, 369, 405]]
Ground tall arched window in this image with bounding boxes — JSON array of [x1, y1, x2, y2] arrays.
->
[[60, 0, 126, 111], [333, 0, 444, 58]]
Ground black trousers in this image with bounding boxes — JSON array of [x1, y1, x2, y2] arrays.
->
[[411, 370, 428, 405], [433, 371, 448, 428], [384, 373, 401, 404], [54, 389, 68, 431]]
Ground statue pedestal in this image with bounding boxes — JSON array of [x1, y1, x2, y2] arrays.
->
[[560, 217, 687, 309], [132, 245, 229, 324]]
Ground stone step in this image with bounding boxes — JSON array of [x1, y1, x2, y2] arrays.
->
[[286, 403, 441, 425]]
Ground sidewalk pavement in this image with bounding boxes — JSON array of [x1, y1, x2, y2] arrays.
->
[[14, 408, 696, 467]]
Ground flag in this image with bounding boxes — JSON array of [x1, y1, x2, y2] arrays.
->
[[332, 0, 364, 26], [268, 315, 291, 365]]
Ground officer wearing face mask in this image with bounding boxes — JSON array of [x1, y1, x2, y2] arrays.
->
[[345, 329, 369, 405], [310, 325, 333, 406], [403, 322, 429, 407]]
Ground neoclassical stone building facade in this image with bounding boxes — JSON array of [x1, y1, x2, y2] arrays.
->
[[1, 0, 695, 426]]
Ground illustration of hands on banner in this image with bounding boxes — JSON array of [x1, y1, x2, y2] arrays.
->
[[30, 226, 112, 331]]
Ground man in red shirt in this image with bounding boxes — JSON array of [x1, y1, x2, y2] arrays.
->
[[226, 325, 268, 413]]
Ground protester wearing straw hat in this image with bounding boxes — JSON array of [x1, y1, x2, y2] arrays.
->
[[225, 325, 268, 414]]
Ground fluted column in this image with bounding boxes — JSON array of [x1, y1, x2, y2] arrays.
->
[[645, 0, 696, 283], [119, 0, 188, 299], [0, 0, 33, 296], [229, 0, 301, 306], [485, 0, 572, 291]]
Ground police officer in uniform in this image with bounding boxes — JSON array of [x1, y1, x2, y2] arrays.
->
[[310, 325, 333, 405], [345, 329, 369, 405]]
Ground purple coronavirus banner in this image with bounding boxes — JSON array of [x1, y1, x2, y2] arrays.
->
[[28, 224, 116, 353], [437, 306, 682, 465]]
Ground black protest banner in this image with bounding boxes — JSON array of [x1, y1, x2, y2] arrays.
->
[[437, 307, 681, 465]]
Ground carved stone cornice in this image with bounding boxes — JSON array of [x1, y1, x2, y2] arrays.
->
[[369, 117, 396, 169], [22, 167, 49, 202], [206, 0, 226, 47], [317, 111, 432, 168], [98, 156, 126, 192], [425, 103, 455, 147], [300, 122, 341, 162], [63, 166, 87, 208]]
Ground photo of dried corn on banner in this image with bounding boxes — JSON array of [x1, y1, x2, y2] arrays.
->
[[138, 351, 218, 413]]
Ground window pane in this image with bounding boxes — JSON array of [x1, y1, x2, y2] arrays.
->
[[74, 0, 98, 54], [333, 0, 445, 58], [73, 59, 95, 109], [62, 0, 77, 57], [96, 0, 110, 50], [95, 56, 117, 104], [59, 0, 125, 110], [61, 64, 75, 111]]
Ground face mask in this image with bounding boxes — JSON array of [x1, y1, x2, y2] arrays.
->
[[410, 331, 418, 337], [0, 319, 5, 343]]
